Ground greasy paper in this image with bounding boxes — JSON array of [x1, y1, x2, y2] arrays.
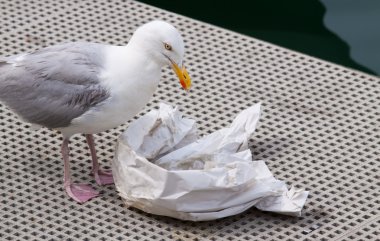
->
[[112, 103, 308, 221]]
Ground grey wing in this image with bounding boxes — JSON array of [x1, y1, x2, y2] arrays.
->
[[0, 42, 111, 128]]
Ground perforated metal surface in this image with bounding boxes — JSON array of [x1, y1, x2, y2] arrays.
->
[[0, 0, 379, 240]]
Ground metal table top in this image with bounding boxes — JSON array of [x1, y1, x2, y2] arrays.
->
[[0, 0, 379, 240]]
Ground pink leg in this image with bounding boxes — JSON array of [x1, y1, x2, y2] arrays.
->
[[85, 134, 114, 185], [62, 138, 99, 203]]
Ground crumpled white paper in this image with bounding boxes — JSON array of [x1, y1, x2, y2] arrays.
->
[[112, 103, 308, 221]]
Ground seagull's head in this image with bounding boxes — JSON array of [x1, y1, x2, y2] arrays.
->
[[130, 20, 192, 91]]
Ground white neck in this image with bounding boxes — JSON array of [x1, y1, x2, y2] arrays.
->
[[101, 45, 162, 96], [95, 44, 163, 121]]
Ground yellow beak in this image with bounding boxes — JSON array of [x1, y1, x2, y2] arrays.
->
[[171, 61, 192, 91]]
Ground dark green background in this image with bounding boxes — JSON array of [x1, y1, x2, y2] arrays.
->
[[138, 0, 374, 75]]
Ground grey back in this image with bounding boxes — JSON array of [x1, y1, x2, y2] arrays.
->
[[0, 42, 110, 128]]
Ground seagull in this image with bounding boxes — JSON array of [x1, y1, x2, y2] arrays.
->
[[0, 20, 192, 203]]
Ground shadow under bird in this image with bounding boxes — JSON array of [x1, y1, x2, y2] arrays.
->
[[0, 20, 192, 203]]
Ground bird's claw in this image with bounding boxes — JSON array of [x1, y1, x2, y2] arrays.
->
[[65, 183, 99, 203], [93, 169, 114, 186]]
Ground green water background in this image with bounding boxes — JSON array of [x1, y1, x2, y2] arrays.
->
[[138, 0, 376, 75]]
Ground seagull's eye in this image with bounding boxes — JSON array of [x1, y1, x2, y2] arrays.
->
[[164, 43, 172, 51]]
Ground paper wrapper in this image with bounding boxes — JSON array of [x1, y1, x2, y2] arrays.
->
[[112, 103, 308, 221]]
